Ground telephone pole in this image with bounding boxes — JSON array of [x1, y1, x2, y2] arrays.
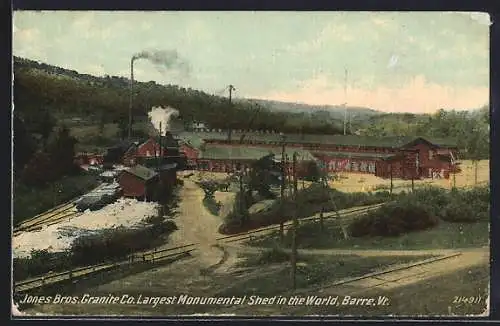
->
[[291, 152, 298, 290], [227, 84, 236, 142], [279, 133, 286, 244], [342, 68, 348, 136], [239, 167, 245, 225]]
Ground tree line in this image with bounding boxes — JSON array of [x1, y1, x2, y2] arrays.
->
[[14, 112, 79, 186], [356, 108, 490, 160]]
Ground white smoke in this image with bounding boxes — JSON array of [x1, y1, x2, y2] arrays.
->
[[147, 106, 179, 136]]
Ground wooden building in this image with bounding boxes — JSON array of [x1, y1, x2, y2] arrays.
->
[[192, 144, 315, 174], [176, 131, 459, 180], [118, 164, 159, 200]]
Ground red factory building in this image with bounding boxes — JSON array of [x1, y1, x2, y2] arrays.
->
[[118, 164, 159, 200], [176, 131, 459, 180]]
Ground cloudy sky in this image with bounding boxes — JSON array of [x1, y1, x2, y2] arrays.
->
[[13, 11, 489, 113]]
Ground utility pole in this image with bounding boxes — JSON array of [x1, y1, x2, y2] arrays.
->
[[390, 162, 393, 196], [291, 152, 298, 290], [279, 133, 286, 244], [239, 167, 245, 225], [343, 68, 348, 136], [227, 84, 236, 142]]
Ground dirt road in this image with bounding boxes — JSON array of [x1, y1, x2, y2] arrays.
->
[[169, 180, 225, 268]]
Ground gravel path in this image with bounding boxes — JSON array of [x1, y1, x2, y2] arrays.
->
[[169, 180, 226, 268]]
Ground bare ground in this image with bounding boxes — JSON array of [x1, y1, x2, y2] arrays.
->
[[328, 160, 489, 193], [168, 179, 227, 268]]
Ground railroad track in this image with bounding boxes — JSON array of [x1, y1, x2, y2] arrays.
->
[[13, 206, 80, 236], [216, 202, 385, 244], [14, 249, 195, 293], [13, 184, 106, 235], [13, 202, 383, 293], [287, 252, 466, 299]]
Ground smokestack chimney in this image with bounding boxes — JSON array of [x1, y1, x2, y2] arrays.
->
[[128, 58, 134, 140], [158, 121, 162, 172]]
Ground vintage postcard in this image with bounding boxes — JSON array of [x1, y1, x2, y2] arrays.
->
[[11, 11, 491, 318]]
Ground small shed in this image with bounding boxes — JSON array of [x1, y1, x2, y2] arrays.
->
[[118, 164, 159, 200]]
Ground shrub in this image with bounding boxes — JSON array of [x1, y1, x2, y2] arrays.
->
[[203, 197, 221, 216], [440, 202, 481, 223], [240, 247, 291, 267], [219, 184, 391, 234], [349, 200, 439, 237], [403, 185, 490, 223], [71, 220, 177, 265], [13, 250, 72, 281]]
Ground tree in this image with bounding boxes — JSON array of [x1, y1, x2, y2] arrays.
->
[[301, 161, 321, 182], [46, 126, 78, 176], [117, 117, 129, 140], [13, 113, 36, 177], [248, 154, 280, 199], [197, 180, 219, 199], [21, 151, 57, 186]]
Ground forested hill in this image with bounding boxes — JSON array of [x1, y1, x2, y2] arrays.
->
[[13, 56, 346, 135]]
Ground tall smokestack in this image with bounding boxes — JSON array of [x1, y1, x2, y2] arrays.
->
[[158, 121, 162, 173], [128, 58, 134, 140]]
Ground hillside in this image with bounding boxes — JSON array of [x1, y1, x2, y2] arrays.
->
[[13, 56, 346, 136]]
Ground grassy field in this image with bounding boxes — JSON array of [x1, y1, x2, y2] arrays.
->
[[216, 252, 434, 297], [293, 263, 490, 316], [248, 220, 489, 250]]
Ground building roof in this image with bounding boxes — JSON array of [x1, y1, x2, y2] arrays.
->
[[109, 140, 139, 152], [138, 135, 179, 150], [312, 151, 395, 160], [177, 133, 205, 150], [178, 132, 458, 149], [199, 145, 316, 161], [123, 164, 158, 181], [138, 157, 180, 168], [402, 137, 458, 149]]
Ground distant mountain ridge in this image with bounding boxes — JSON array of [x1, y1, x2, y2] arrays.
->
[[236, 98, 382, 119]]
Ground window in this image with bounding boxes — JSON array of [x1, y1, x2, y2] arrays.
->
[[428, 150, 434, 160], [146, 150, 151, 157]]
